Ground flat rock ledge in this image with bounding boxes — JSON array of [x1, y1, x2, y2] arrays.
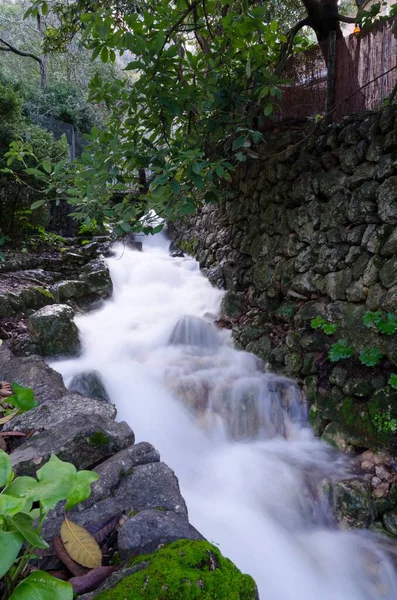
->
[[0, 348, 258, 599]]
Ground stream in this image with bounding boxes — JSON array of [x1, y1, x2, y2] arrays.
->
[[51, 233, 397, 600]]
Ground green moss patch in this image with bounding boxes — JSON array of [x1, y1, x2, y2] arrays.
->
[[96, 540, 258, 600]]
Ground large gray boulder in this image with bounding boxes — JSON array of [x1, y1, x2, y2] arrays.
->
[[0, 348, 66, 404], [10, 414, 134, 476], [87, 442, 160, 505], [118, 509, 204, 558], [28, 304, 81, 357], [79, 258, 113, 296], [3, 392, 116, 432]]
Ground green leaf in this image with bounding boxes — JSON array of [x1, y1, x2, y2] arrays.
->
[[376, 313, 397, 335], [101, 47, 109, 63], [204, 190, 219, 204], [359, 347, 383, 367], [42, 161, 52, 174], [7, 477, 38, 501], [0, 449, 12, 487], [10, 570, 73, 600], [31, 200, 46, 210], [65, 471, 99, 510], [388, 374, 397, 390], [0, 530, 24, 578], [328, 339, 353, 362], [310, 316, 326, 329], [41, 1, 49, 16], [363, 311, 382, 326], [264, 104, 273, 117], [0, 494, 26, 516], [35, 455, 77, 513], [125, 61, 146, 70], [232, 136, 250, 151], [7, 383, 37, 412], [7, 513, 49, 549], [322, 323, 338, 335]]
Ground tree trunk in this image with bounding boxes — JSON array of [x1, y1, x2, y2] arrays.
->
[[301, 0, 342, 42]]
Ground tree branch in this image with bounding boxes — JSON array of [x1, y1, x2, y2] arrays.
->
[[337, 14, 358, 23], [275, 17, 310, 76], [0, 36, 46, 88], [151, 0, 200, 80]]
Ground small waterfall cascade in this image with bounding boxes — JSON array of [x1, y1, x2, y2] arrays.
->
[[51, 236, 397, 600]]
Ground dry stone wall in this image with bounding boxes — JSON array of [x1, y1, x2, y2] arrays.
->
[[170, 105, 397, 456]]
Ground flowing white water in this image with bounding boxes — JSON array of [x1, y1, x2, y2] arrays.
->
[[52, 235, 397, 599]]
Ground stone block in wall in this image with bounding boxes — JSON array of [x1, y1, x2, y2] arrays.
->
[[352, 252, 372, 279], [320, 270, 352, 301], [294, 247, 318, 273], [379, 107, 395, 134], [345, 246, 362, 265], [289, 271, 322, 297], [384, 130, 397, 153], [377, 177, 397, 223], [281, 233, 305, 258], [249, 233, 280, 261], [315, 245, 349, 273], [291, 172, 317, 203], [358, 114, 380, 140], [339, 122, 361, 145], [349, 162, 377, 189], [366, 284, 386, 311], [380, 226, 397, 256], [346, 225, 366, 245], [320, 192, 349, 229], [363, 256, 381, 286], [384, 286, 397, 313], [356, 139, 369, 162], [347, 186, 379, 224], [367, 225, 393, 253], [340, 144, 361, 174], [379, 256, 397, 289], [366, 136, 384, 162], [346, 278, 366, 302], [318, 169, 349, 198], [252, 263, 274, 292], [377, 154, 397, 180]]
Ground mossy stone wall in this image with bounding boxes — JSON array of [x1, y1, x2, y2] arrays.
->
[[170, 106, 397, 455]]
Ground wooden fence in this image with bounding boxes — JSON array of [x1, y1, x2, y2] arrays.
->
[[276, 18, 397, 122]]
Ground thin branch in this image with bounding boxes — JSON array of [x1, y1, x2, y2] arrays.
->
[[275, 17, 310, 76], [337, 14, 358, 23], [151, 0, 200, 80], [0, 36, 46, 88]]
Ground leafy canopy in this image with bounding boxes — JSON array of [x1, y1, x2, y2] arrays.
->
[[21, 0, 304, 234]]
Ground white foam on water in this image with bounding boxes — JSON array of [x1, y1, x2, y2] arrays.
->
[[51, 235, 397, 600]]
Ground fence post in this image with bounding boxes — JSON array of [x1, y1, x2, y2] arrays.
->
[[325, 30, 337, 119]]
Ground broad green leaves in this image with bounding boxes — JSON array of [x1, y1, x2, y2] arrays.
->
[[65, 471, 99, 510], [7, 383, 37, 413], [10, 570, 73, 600], [7, 514, 48, 550], [0, 452, 99, 598], [16, 0, 289, 233], [328, 340, 353, 362], [0, 530, 24, 579], [0, 450, 12, 487], [35, 455, 78, 512]]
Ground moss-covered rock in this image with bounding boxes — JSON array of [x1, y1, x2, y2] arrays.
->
[[94, 540, 259, 600]]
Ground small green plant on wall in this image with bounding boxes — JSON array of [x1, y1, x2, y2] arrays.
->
[[311, 312, 397, 384]]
